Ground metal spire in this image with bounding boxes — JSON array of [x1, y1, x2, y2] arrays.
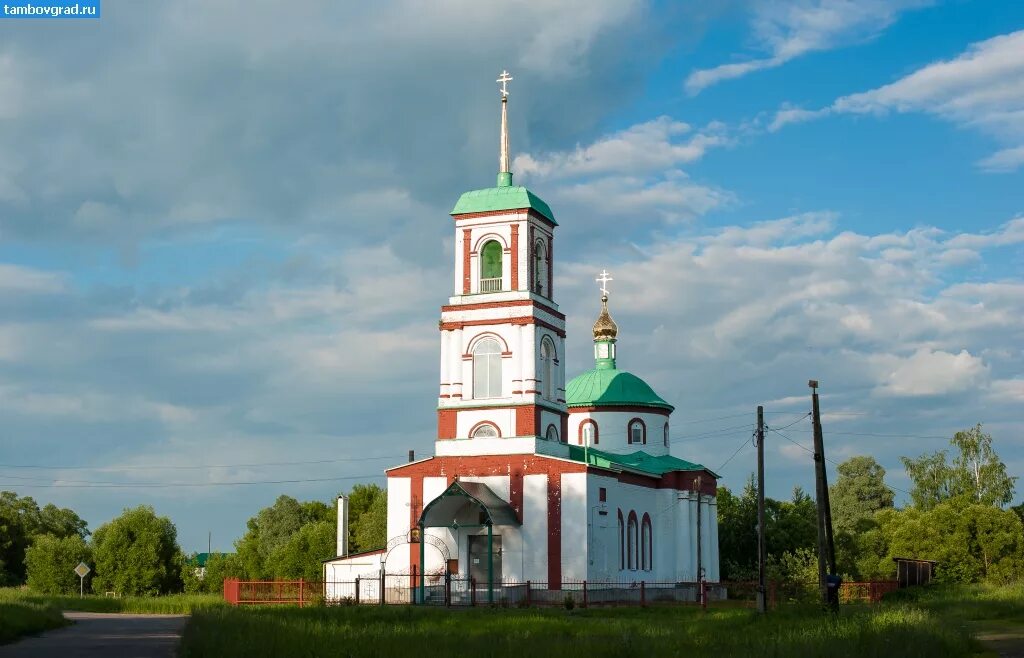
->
[[497, 70, 513, 187]]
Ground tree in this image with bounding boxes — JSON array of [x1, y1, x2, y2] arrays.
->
[[234, 495, 338, 579], [0, 492, 42, 584], [0, 492, 89, 585], [352, 489, 387, 552], [267, 521, 335, 580], [38, 504, 88, 540], [950, 424, 1017, 506], [829, 456, 894, 533], [25, 534, 92, 595], [901, 451, 953, 510], [91, 506, 183, 596], [902, 425, 1017, 510]]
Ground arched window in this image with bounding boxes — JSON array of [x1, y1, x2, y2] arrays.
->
[[627, 512, 638, 570], [471, 422, 499, 438], [641, 514, 653, 571], [617, 510, 624, 570], [545, 424, 559, 442], [663, 422, 670, 448], [472, 337, 502, 399], [540, 337, 555, 400], [579, 420, 598, 446], [628, 419, 646, 445], [533, 239, 546, 296], [480, 240, 503, 292]]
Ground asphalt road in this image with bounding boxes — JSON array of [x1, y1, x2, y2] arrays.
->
[[0, 612, 187, 658]]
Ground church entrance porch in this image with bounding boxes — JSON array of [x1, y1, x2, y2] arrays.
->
[[417, 480, 520, 605]]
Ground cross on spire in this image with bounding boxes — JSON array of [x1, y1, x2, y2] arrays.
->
[[596, 269, 613, 298], [497, 70, 513, 98]]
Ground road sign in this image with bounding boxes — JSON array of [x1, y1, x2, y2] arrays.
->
[[74, 562, 90, 597]]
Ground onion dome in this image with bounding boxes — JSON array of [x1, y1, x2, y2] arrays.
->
[[592, 294, 618, 341]]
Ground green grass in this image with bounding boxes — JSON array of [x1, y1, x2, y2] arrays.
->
[[0, 588, 225, 614], [178, 603, 973, 658], [0, 598, 68, 645]]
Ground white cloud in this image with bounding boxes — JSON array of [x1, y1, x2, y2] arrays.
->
[[874, 348, 990, 397], [771, 30, 1024, 169], [686, 0, 927, 94], [514, 117, 728, 180], [0, 264, 66, 294]]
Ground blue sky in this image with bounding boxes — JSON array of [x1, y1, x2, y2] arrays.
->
[[1, 1, 1022, 553]]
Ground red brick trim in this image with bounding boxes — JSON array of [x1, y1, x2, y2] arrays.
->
[[437, 409, 457, 440], [461, 229, 472, 294], [409, 474, 423, 582], [440, 316, 566, 338], [568, 405, 671, 416], [452, 209, 556, 229], [440, 299, 565, 321], [578, 419, 599, 446], [388, 454, 587, 478], [510, 224, 519, 290], [468, 420, 501, 438], [548, 475, 562, 589], [466, 331, 510, 353]]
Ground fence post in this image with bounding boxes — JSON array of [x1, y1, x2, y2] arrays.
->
[[583, 580, 588, 609], [526, 580, 532, 607], [445, 571, 451, 607], [700, 580, 707, 611], [411, 565, 417, 605], [355, 577, 360, 605], [640, 581, 646, 608], [471, 577, 476, 607], [299, 578, 304, 608], [379, 568, 385, 606]]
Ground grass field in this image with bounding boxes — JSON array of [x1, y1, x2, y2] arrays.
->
[[0, 597, 68, 645], [176, 597, 985, 658], [0, 588, 224, 615]]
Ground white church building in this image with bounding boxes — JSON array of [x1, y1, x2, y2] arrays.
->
[[325, 73, 720, 600]]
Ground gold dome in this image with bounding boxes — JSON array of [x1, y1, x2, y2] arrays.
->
[[592, 294, 618, 341]]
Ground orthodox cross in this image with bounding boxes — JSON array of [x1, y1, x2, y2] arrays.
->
[[596, 269, 613, 297], [497, 70, 513, 98]]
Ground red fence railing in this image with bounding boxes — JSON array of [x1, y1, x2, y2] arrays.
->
[[223, 577, 898, 608]]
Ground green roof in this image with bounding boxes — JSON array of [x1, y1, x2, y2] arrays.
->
[[565, 367, 674, 411], [189, 552, 231, 567], [451, 185, 557, 224], [566, 445, 714, 477]]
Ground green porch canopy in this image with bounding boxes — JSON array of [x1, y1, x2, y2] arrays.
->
[[419, 480, 520, 529]]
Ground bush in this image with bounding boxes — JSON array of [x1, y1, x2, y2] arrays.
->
[[25, 535, 92, 595]]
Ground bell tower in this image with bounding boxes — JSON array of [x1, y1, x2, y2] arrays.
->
[[436, 71, 568, 455]]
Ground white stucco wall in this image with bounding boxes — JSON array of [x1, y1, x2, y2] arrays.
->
[[522, 473, 549, 582], [560, 472, 588, 581], [385, 476, 411, 573], [567, 410, 671, 455]]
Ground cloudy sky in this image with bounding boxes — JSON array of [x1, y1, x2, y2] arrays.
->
[[1, 1, 1022, 552]]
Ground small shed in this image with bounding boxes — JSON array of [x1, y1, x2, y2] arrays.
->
[[892, 557, 938, 588]]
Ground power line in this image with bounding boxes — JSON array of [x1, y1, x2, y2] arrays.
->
[[765, 426, 913, 498], [0, 474, 385, 489], [672, 423, 755, 443], [0, 454, 405, 472], [716, 431, 757, 472], [677, 412, 753, 425]]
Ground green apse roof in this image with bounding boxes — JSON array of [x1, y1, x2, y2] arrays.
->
[[451, 185, 557, 225], [566, 445, 715, 477], [565, 368, 675, 411]]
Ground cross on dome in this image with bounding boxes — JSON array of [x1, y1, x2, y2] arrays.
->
[[497, 70, 513, 98], [596, 269, 613, 299]]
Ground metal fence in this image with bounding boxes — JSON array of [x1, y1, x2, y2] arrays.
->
[[223, 576, 897, 608]]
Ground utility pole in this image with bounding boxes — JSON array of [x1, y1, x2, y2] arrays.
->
[[695, 474, 703, 602], [756, 405, 766, 614], [810, 380, 838, 610]]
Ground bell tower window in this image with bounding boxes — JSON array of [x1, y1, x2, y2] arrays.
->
[[472, 337, 502, 399], [480, 240, 503, 293], [629, 419, 646, 445], [539, 337, 555, 401], [533, 239, 546, 296]]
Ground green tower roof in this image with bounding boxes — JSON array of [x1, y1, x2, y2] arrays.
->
[[565, 367, 675, 411], [451, 185, 557, 225]]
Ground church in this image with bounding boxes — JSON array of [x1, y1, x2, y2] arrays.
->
[[325, 72, 720, 601]]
